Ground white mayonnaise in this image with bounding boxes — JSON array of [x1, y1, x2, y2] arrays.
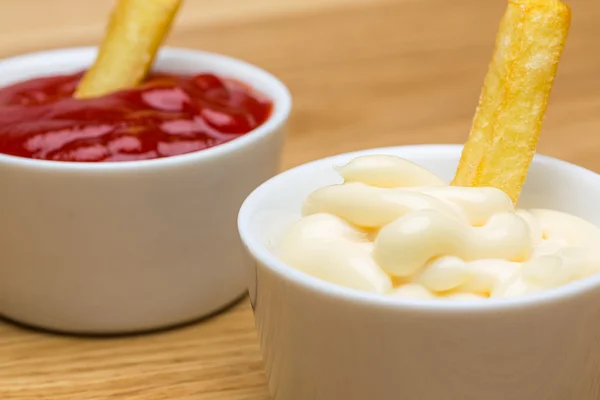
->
[[279, 155, 600, 299]]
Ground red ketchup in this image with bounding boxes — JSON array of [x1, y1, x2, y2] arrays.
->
[[0, 72, 273, 162]]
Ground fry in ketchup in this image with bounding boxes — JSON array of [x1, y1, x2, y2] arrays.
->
[[0, 0, 274, 162], [75, 0, 182, 99]]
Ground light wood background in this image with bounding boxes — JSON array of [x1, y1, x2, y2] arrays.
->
[[0, 0, 598, 398]]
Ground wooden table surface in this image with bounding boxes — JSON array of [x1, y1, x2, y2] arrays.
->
[[0, 0, 598, 398]]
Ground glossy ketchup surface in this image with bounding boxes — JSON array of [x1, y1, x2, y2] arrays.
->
[[0, 71, 273, 162]]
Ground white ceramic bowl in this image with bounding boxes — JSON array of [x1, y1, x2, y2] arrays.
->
[[0, 47, 291, 334], [239, 144, 600, 400]]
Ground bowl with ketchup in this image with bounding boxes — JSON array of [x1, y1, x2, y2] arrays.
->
[[0, 46, 291, 334]]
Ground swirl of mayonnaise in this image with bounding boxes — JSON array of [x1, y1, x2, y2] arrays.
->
[[279, 155, 600, 299]]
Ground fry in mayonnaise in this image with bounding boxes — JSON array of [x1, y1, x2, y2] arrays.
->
[[452, 0, 571, 203]]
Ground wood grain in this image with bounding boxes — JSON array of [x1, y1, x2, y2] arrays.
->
[[0, 0, 599, 398]]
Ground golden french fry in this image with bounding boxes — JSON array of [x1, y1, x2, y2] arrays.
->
[[451, 0, 571, 203], [75, 0, 182, 99]]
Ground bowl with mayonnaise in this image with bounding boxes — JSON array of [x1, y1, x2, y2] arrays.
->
[[238, 144, 600, 400]]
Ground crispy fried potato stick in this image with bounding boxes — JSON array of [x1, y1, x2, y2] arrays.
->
[[452, 0, 571, 203], [75, 0, 182, 99]]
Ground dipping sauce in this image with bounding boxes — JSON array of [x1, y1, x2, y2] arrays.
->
[[0, 71, 273, 162], [279, 155, 600, 299]]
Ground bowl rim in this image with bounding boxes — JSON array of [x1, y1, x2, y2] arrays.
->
[[238, 143, 600, 312], [0, 46, 292, 171]]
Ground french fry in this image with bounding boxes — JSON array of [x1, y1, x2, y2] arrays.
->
[[75, 0, 182, 99], [451, 0, 571, 203]]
